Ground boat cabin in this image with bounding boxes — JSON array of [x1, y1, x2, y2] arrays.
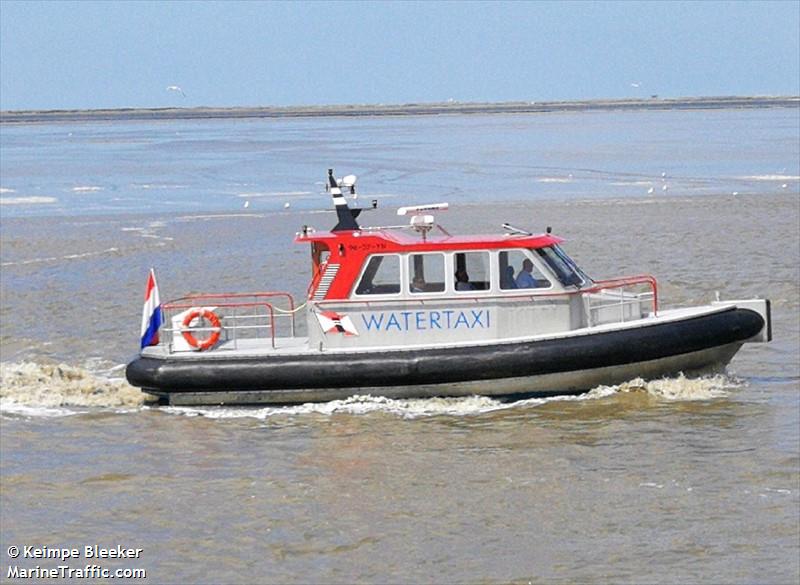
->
[[294, 185, 656, 351]]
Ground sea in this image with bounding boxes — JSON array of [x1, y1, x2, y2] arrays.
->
[[1, 106, 798, 584]]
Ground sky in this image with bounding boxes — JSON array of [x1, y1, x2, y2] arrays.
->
[[0, 0, 798, 111]]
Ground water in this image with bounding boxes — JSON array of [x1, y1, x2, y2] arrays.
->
[[1, 107, 798, 584]]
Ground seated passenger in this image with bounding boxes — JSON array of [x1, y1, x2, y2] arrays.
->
[[501, 265, 517, 289], [455, 270, 474, 291], [515, 259, 539, 288]]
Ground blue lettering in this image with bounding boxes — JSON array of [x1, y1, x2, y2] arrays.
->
[[362, 313, 384, 331], [470, 310, 486, 328], [455, 311, 470, 329], [362, 309, 491, 333], [386, 313, 402, 331]]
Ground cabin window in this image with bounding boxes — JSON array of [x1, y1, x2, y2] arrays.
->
[[355, 254, 401, 295], [453, 251, 489, 292], [499, 250, 551, 290], [408, 253, 446, 293], [535, 245, 590, 287]]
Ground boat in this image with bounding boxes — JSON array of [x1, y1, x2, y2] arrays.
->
[[126, 170, 772, 405]]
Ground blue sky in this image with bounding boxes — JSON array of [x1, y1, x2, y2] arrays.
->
[[1, 0, 798, 111]]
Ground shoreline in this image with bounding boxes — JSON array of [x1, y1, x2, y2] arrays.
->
[[1, 95, 798, 124]]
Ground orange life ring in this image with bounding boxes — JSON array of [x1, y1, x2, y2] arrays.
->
[[181, 309, 222, 351]]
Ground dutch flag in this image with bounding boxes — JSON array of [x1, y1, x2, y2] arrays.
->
[[140, 268, 163, 349]]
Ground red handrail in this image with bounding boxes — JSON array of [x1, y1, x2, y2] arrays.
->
[[586, 275, 658, 315], [178, 291, 295, 312]]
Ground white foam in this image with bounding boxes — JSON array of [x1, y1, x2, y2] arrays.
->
[[235, 191, 312, 198], [0, 196, 58, 205], [536, 177, 573, 183], [163, 394, 512, 420], [160, 374, 740, 420], [176, 213, 265, 221], [132, 183, 188, 190], [0, 187, 16, 194], [1, 247, 120, 267], [70, 186, 104, 193], [0, 362, 146, 416], [598, 373, 739, 400], [737, 174, 799, 181], [1, 404, 86, 418]]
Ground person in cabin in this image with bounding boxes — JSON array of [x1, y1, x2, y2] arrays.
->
[[411, 276, 427, 293], [515, 259, 539, 288], [502, 265, 518, 289], [455, 270, 474, 291]]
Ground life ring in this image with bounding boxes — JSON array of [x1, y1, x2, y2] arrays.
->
[[181, 309, 222, 351]]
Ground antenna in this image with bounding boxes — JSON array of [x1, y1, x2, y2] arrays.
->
[[395, 203, 449, 240], [409, 215, 436, 241], [502, 223, 532, 236], [397, 203, 449, 216]]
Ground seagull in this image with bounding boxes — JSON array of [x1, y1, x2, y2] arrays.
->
[[284, 202, 290, 209], [647, 187, 655, 194], [166, 85, 186, 98], [243, 200, 250, 209]]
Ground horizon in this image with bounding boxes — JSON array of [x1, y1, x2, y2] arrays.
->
[[1, 1, 799, 111], [2, 94, 798, 116]]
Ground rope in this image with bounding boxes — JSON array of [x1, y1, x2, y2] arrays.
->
[[271, 301, 308, 314]]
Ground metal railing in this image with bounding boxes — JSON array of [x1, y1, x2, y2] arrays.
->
[[582, 275, 658, 327], [161, 291, 297, 352]]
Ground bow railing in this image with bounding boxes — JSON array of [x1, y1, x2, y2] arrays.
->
[[582, 275, 658, 327]]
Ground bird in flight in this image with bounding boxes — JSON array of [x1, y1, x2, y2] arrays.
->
[[166, 85, 186, 97]]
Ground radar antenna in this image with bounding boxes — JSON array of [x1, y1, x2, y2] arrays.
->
[[397, 203, 449, 241]]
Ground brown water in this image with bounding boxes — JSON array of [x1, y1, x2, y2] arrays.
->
[[1, 110, 798, 584]]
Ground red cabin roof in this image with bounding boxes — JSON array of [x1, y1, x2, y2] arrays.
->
[[296, 227, 564, 300], [296, 228, 562, 251]]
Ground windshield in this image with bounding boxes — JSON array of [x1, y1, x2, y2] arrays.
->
[[535, 245, 592, 288]]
